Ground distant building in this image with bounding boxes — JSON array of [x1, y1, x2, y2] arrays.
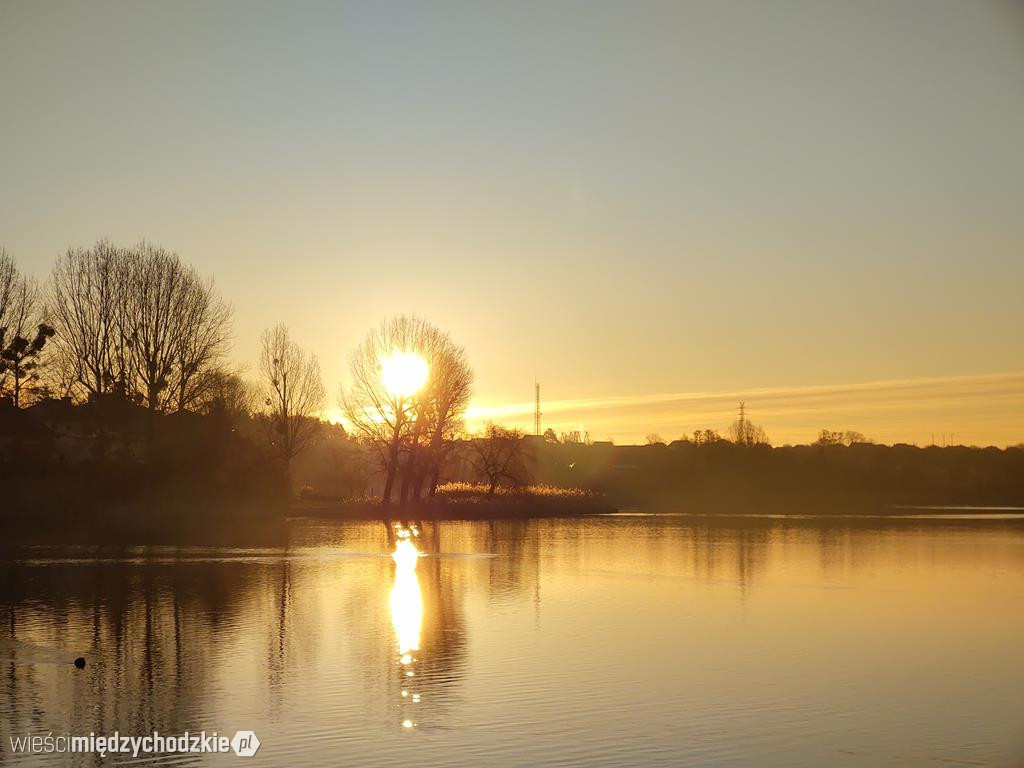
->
[[0, 396, 53, 461], [23, 395, 150, 462]]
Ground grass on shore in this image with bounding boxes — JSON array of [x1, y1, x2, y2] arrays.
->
[[291, 482, 613, 519], [433, 482, 596, 500]]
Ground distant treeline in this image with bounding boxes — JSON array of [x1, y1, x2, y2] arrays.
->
[[529, 438, 1024, 511], [0, 395, 290, 521], [0, 244, 475, 510], [3, 240, 1022, 521], [5, 394, 1023, 521]]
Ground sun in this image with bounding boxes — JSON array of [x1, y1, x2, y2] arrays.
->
[[380, 351, 429, 398]]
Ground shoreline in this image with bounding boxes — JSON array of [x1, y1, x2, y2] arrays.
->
[[288, 495, 617, 521], [286, 498, 1024, 522]]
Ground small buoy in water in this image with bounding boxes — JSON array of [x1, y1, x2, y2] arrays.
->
[[74, 657, 86, 669]]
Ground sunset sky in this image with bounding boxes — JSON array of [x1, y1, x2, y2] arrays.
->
[[2, 1, 1022, 446]]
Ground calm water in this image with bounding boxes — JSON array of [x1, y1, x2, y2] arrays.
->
[[2, 516, 1024, 767]]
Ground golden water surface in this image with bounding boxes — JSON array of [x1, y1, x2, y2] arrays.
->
[[2, 515, 1023, 766]]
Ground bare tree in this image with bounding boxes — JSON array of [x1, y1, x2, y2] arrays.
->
[[48, 240, 233, 410], [170, 274, 233, 412], [121, 243, 190, 410], [416, 327, 473, 497], [814, 429, 870, 447], [342, 315, 473, 505], [645, 433, 665, 445], [728, 419, 770, 446], [258, 323, 325, 478], [692, 428, 723, 445], [343, 316, 424, 505], [468, 424, 530, 495], [0, 250, 13, 399], [48, 241, 129, 399], [0, 250, 17, 336], [195, 370, 256, 421]]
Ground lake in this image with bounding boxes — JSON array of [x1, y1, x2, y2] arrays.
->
[[2, 515, 1023, 766]]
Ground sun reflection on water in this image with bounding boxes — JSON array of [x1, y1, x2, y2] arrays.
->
[[390, 524, 423, 730]]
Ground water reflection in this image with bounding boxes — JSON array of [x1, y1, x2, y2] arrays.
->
[[390, 523, 423, 729], [0, 517, 1022, 766]]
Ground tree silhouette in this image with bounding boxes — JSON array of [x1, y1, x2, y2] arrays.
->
[[729, 420, 770, 446], [0, 249, 18, 337], [170, 276, 232, 412], [195, 370, 256, 421], [49, 240, 128, 398], [468, 424, 530, 495], [258, 323, 325, 481], [342, 315, 472, 505], [814, 429, 871, 447], [1, 323, 55, 407], [0, 250, 51, 406], [48, 240, 232, 409], [692, 429, 723, 445]]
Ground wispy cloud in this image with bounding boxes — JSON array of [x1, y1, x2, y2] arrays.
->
[[466, 371, 1024, 447]]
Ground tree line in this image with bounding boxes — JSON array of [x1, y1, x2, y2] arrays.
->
[[2, 242, 232, 411], [1, 240, 485, 503], [4, 239, 962, 511]]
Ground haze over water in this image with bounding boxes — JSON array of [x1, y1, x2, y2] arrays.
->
[[2, 516, 1023, 767]]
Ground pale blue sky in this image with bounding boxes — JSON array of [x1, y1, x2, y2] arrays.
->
[[1, 1, 1022, 443]]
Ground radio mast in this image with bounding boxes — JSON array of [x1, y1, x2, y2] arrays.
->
[[534, 381, 542, 436]]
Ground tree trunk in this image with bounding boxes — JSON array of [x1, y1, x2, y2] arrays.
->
[[411, 463, 427, 500], [382, 464, 397, 506], [398, 405, 426, 504], [381, 412, 404, 506], [426, 422, 445, 496], [399, 457, 412, 504]]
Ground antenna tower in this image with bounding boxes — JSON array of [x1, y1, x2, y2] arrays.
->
[[534, 381, 542, 436]]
